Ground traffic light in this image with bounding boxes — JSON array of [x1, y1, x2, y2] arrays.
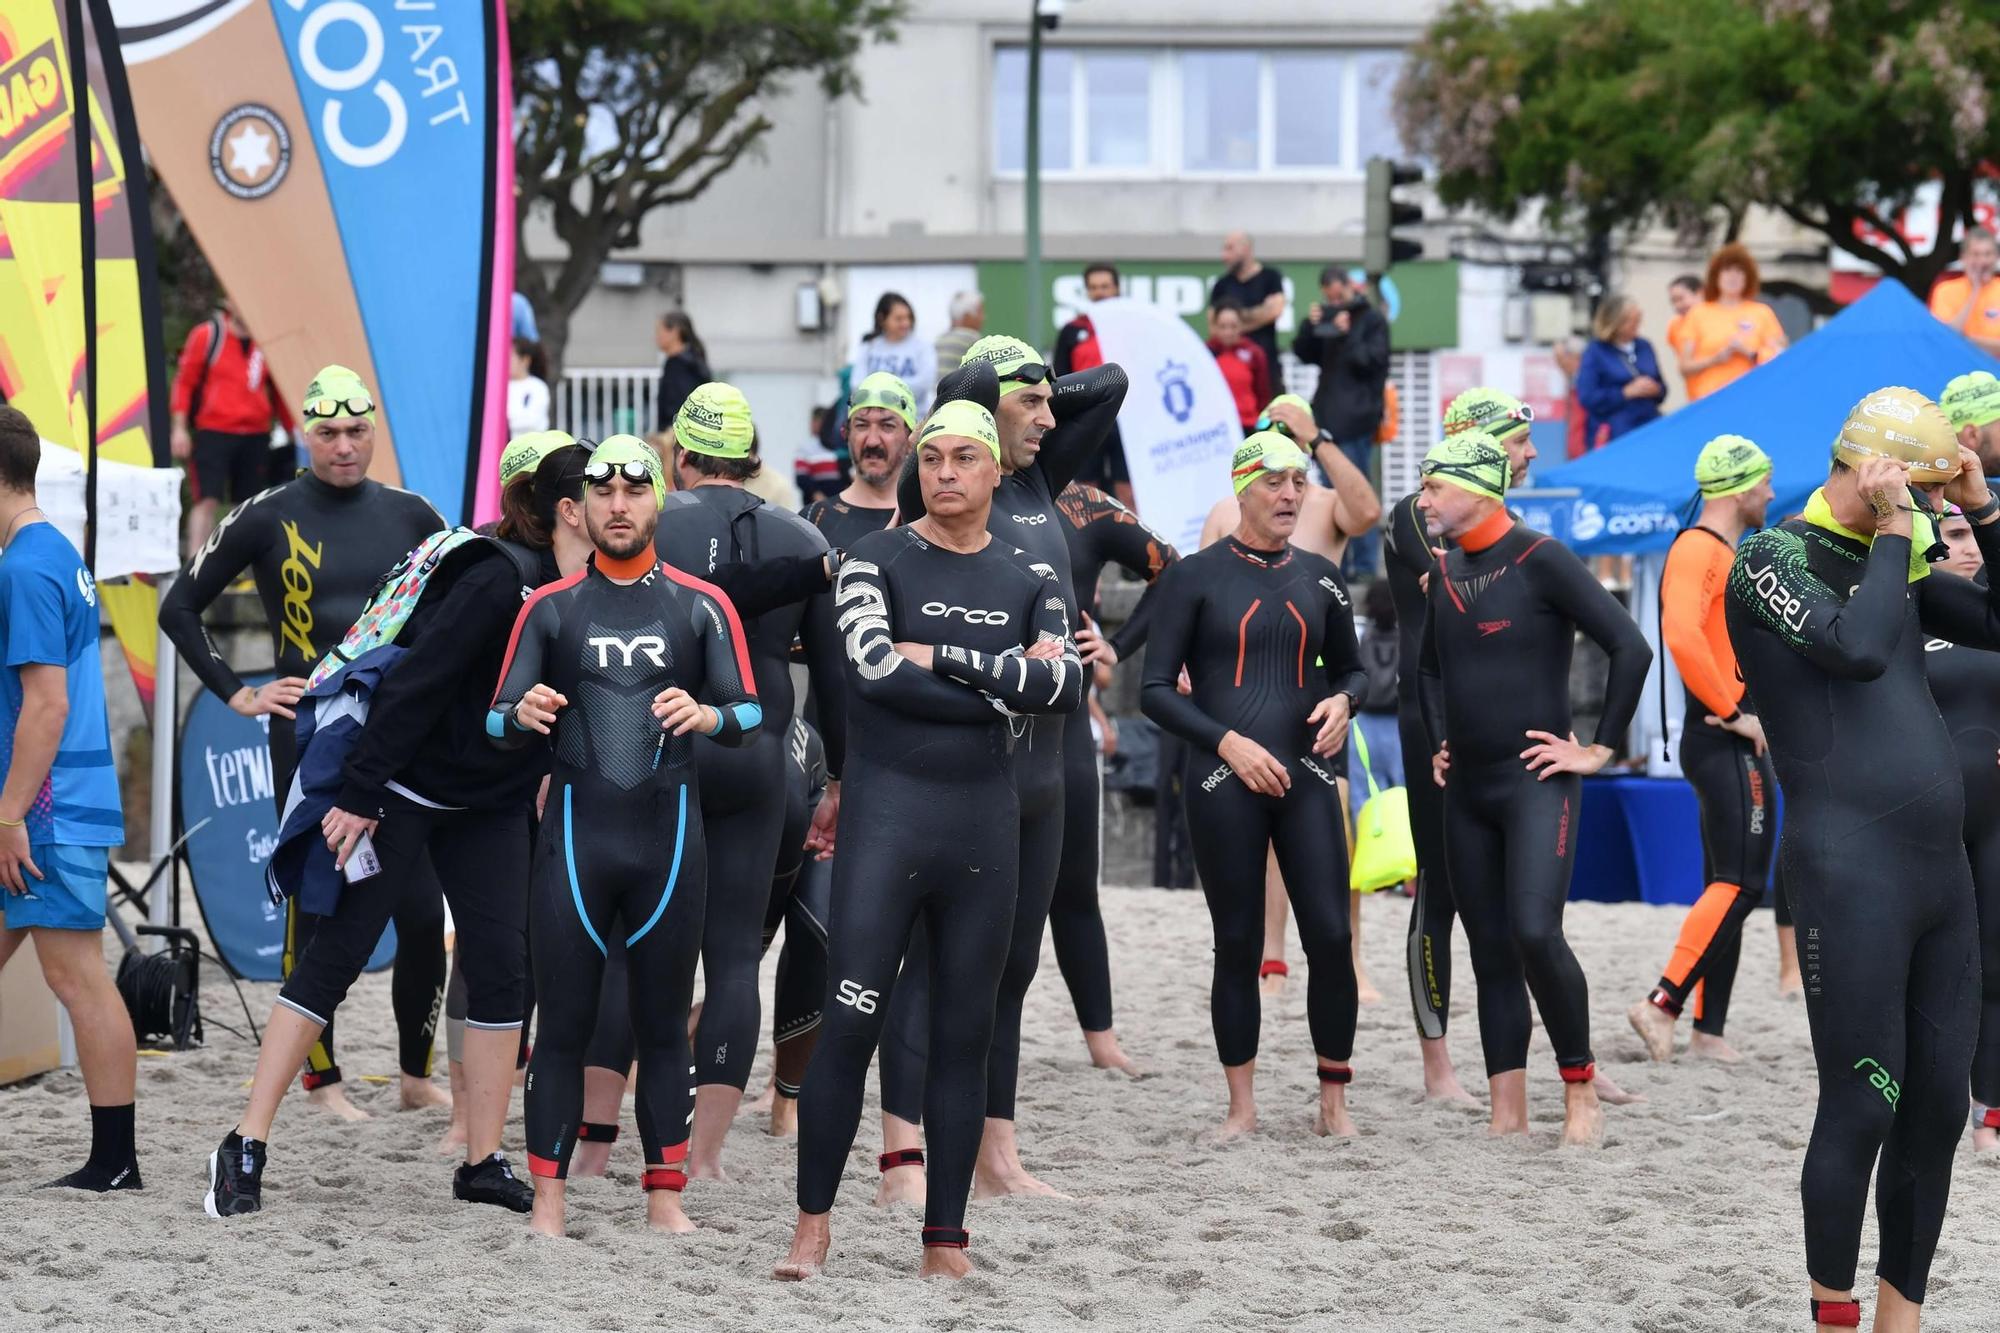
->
[[1364, 158, 1425, 273]]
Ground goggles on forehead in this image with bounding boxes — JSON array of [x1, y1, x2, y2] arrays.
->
[[998, 362, 1050, 387], [1420, 457, 1502, 489], [303, 394, 375, 421], [850, 386, 914, 418], [1232, 449, 1308, 481], [582, 457, 655, 486]]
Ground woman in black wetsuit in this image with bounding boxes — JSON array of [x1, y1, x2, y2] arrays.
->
[[777, 399, 1081, 1283], [1141, 432, 1366, 1140]]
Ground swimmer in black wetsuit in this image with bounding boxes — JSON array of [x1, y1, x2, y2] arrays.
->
[[1415, 431, 1652, 1147], [761, 719, 830, 1119], [1924, 506, 2000, 1155], [162, 365, 447, 1121], [890, 337, 1127, 1199], [776, 399, 1081, 1283], [489, 435, 762, 1238], [1381, 386, 1534, 1105], [1141, 432, 1366, 1139], [1725, 387, 2000, 1331]]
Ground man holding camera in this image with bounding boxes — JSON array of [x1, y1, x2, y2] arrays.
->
[[1294, 267, 1390, 576]]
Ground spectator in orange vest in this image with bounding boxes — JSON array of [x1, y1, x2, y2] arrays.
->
[[1928, 226, 2000, 358], [1673, 245, 1787, 402]]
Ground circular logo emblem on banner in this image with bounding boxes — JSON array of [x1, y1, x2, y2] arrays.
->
[[209, 104, 291, 200]]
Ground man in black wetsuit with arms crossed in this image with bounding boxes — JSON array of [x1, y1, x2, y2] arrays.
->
[[1416, 431, 1652, 1148], [161, 365, 445, 1122], [1725, 387, 2000, 1333], [777, 398, 1081, 1282]]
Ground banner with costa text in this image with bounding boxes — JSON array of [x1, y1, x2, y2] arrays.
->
[[1082, 297, 1244, 554], [0, 0, 172, 707], [111, 0, 515, 523]]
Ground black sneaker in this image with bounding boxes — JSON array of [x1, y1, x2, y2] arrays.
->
[[454, 1153, 533, 1213], [204, 1132, 265, 1218]]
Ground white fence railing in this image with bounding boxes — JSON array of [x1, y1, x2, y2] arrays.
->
[[556, 368, 657, 442]]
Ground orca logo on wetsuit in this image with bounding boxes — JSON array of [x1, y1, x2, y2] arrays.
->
[[1012, 513, 1049, 525], [922, 602, 1011, 625], [588, 634, 668, 668]]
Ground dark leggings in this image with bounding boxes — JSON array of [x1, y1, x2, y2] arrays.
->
[[689, 739, 789, 1092], [1397, 704, 1453, 1041], [795, 766, 1016, 1234], [767, 855, 831, 1096], [277, 798, 528, 1049], [525, 777, 704, 1182], [1048, 706, 1112, 1032], [273, 743, 447, 1086], [1183, 748, 1355, 1067], [1444, 761, 1592, 1078], [1787, 792, 1979, 1302], [1960, 732, 2000, 1113], [1652, 721, 1777, 1037]]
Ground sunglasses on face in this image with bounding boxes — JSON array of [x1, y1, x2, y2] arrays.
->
[[583, 458, 655, 486], [303, 394, 375, 420]]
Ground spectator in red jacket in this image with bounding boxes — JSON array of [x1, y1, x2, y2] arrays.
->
[[1206, 301, 1271, 433], [171, 299, 295, 552], [1053, 262, 1134, 507]]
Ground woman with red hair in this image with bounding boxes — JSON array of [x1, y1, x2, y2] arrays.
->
[[1673, 244, 1788, 401]]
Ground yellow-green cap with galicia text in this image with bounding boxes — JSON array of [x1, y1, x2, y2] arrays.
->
[[1940, 370, 2000, 429], [499, 430, 577, 487], [674, 381, 755, 458], [1421, 430, 1510, 502], [961, 334, 1044, 395], [1230, 431, 1312, 496], [916, 400, 1002, 463]]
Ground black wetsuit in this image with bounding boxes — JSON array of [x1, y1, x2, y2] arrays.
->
[[763, 719, 831, 1096], [1140, 537, 1367, 1070], [794, 524, 1081, 1247], [1923, 607, 2000, 1126], [491, 556, 761, 1187], [635, 485, 836, 1096], [891, 361, 1128, 1124], [162, 473, 445, 1088], [1417, 517, 1651, 1082], [1729, 511, 2000, 1303], [1049, 482, 1180, 1033], [1382, 491, 1454, 1042]]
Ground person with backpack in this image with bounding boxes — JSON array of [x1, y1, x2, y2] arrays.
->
[[169, 298, 297, 553], [160, 365, 447, 1126]]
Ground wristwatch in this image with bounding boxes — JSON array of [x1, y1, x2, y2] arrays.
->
[[1966, 495, 2000, 527], [823, 548, 846, 581]]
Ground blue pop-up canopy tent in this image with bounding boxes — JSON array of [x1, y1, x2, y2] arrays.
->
[[1515, 281, 2000, 554]]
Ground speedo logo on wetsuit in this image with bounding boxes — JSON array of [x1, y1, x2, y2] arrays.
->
[[1477, 619, 1512, 637], [278, 520, 324, 658], [922, 602, 1010, 625]]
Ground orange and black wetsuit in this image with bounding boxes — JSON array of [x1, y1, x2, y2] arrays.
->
[[1646, 526, 1780, 1035]]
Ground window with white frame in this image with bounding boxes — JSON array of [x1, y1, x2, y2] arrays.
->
[[993, 46, 1408, 178]]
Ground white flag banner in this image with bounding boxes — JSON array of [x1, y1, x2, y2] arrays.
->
[[34, 442, 185, 579], [1082, 298, 1242, 553]]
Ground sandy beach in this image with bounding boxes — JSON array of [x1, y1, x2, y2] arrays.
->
[[5, 884, 1997, 1332]]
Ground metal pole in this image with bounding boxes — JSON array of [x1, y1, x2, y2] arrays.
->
[[1024, 0, 1044, 345], [148, 575, 178, 938]]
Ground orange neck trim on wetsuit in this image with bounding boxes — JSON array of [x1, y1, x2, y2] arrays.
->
[[594, 548, 658, 581], [1458, 508, 1514, 553]]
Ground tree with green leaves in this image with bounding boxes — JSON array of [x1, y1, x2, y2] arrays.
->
[[510, 0, 904, 375], [1394, 0, 2000, 297]]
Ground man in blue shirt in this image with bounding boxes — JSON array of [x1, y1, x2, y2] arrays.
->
[[0, 405, 139, 1191]]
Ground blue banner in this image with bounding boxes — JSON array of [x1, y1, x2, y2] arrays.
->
[[180, 674, 393, 981]]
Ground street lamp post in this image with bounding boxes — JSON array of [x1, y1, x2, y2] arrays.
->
[[1025, 0, 1066, 345]]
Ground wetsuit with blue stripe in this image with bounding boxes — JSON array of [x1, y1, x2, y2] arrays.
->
[[489, 550, 760, 1189]]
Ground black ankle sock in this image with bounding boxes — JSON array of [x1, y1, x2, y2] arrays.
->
[[43, 1103, 143, 1191]]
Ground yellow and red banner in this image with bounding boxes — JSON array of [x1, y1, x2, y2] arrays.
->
[[0, 0, 167, 707]]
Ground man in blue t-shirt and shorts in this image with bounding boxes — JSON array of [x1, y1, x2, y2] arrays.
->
[[0, 405, 139, 1192]]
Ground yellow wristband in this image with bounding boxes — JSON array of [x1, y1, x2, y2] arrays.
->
[[0, 816, 24, 828]]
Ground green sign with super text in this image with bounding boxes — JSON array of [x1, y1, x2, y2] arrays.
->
[[974, 259, 1458, 353]]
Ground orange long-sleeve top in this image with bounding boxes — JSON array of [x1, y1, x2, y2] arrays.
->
[[1661, 526, 1744, 718]]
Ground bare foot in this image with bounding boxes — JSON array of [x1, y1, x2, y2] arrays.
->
[[529, 1186, 565, 1239], [768, 1095, 798, 1139], [745, 1081, 776, 1116], [1200, 1107, 1259, 1144], [972, 1162, 1072, 1199], [570, 1141, 612, 1177], [1259, 963, 1289, 998], [1973, 1125, 1998, 1153], [1353, 967, 1383, 1007], [1778, 975, 1804, 998], [400, 1075, 451, 1112], [647, 1191, 697, 1234], [1687, 1032, 1743, 1064], [1312, 1081, 1358, 1138], [1083, 1029, 1143, 1077], [1423, 1075, 1480, 1107], [874, 1164, 926, 1208], [1626, 999, 1678, 1063], [773, 1212, 830, 1281], [1561, 1083, 1605, 1148], [920, 1247, 973, 1279], [688, 1159, 728, 1182], [1592, 1069, 1645, 1106], [435, 1117, 468, 1156], [307, 1083, 370, 1122]]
